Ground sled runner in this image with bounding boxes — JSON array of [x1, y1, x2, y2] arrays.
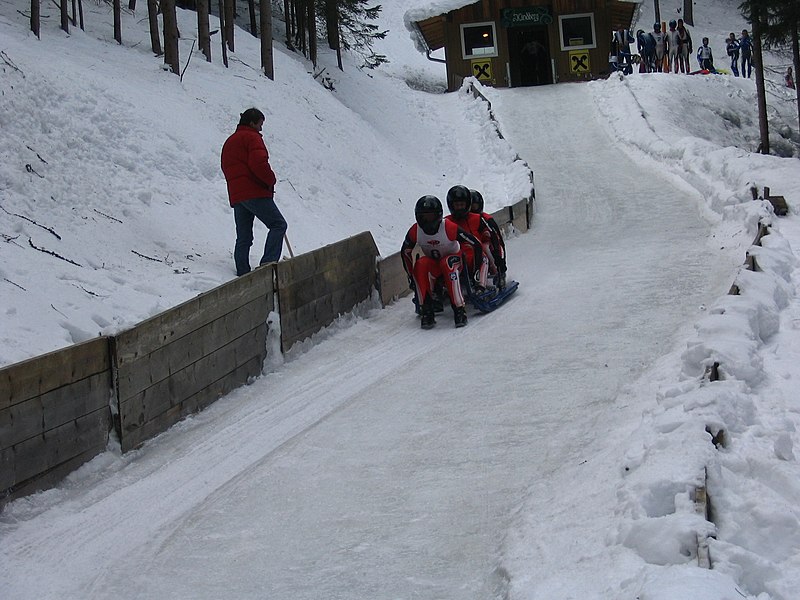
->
[[466, 279, 519, 313]]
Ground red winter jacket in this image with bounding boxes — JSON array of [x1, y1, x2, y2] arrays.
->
[[220, 125, 277, 205]]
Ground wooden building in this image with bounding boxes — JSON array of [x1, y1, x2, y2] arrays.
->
[[409, 0, 642, 91]]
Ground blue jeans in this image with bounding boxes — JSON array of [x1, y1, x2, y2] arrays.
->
[[741, 54, 752, 77], [233, 197, 287, 276]]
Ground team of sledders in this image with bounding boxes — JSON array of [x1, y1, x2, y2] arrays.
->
[[611, 19, 756, 78], [401, 185, 508, 330]]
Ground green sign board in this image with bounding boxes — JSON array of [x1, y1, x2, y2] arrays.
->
[[500, 7, 553, 28]]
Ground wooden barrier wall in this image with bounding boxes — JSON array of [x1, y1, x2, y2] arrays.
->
[[1, 201, 536, 501], [377, 252, 410, 307], [278, 232, 379, 351], [112, 266, 275, 452], [0, 337, 112, 505]]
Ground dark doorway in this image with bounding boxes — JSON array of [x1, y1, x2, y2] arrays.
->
[[508, 26, 551, 86]]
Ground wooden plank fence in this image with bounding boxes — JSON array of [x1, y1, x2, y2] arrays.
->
[[112, 266, 275, 452], [278, 232, 379, 351], [0, 337, 112, 505]]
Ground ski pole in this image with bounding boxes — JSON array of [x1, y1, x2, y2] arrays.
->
[[284, 233, 295, 258]]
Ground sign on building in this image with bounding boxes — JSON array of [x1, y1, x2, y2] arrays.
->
[[471, 59, 493, 81]]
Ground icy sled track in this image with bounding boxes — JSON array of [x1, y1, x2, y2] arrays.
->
[[0, 85, 744, 599]]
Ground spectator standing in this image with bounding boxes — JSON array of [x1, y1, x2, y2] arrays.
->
[[676, 19, 693, 73], [611, 28, 635, 75], [697, 37, 717, 73], [637, 29, 656, 73], [786, 66, 796, 89], [726, 33, 740, 76], [221, 108, 287, 277], [739, 29, 753, 78], [652, 22, 667, 72], [667, 20, 680, 73]]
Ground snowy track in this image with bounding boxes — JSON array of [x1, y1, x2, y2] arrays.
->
[[0, 85, 744, 599]]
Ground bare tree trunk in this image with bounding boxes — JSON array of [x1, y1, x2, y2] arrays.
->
[[793, 23, 800, 138], [163, 0, 180, 74], [284, 0, 293, 50], [324, 0, 342, 70], [306, 0, 316, 67], [113, 0, 122, 44], [147, 0, 162, 55], [78, 0, 84, 30], [218, 0, 229, 66], [61, 0, 69, 33], [224, 0, 235, 52], [197, 0, 211, 61], [248, 0, 257, 36], [31, 0, 40, 38], [260, 0, 273, 78], [128, 0, 135, 10], [324, 0, 336, 49], [752, 9, 770, 154], [295, 0, 305, 55], [70, 0, 76, 25]]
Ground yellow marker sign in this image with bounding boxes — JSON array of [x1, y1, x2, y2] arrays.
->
[[471, 59, 493, 81], [568, 50, 590, 74]]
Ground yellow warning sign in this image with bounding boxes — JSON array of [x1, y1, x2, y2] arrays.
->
[[568, 50, 590, 74], [471, 59, 493, 82]]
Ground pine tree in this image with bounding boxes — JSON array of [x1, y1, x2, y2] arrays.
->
[[335, 1, 387, 69], [756, 0, 800, 140], [147, 0, 162, 55], [740, 0, 800, 152], [198, 0, 212, 61], [163, 0, 180, 74], [260, 0, 274, 78]]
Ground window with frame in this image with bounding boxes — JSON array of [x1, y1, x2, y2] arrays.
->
[[461, 22, 499, 59], [558, 13, 596, 51]]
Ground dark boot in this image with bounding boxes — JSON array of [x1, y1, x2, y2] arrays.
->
[[453, 305, 468, 328], [420, 297, 436, 330]]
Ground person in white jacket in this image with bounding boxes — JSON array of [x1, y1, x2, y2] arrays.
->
[[666, 20, 680, 72]]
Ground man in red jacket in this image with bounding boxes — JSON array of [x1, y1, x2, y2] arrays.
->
[[221, 108, 287, 276]]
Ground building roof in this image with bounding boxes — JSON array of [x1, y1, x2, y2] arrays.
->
[[404, 0, 643, 54]]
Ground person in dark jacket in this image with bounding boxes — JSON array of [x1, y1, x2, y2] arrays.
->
[[739, 29, 753, 78], [221, 108, 287, 276], [726, 33, 740, 77]]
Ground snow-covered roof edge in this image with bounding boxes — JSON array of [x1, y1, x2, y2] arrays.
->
[[404, 0, 475, 53]]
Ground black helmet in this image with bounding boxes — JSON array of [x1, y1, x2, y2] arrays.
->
[[446, 185, 472, 219], [653, 23, 661, 30], [669, 19, 677, 29], [415, 195, 443, 235], [469, 189, 484, 214]]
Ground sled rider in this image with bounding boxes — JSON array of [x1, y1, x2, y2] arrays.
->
[[401, 195, 483, 329]]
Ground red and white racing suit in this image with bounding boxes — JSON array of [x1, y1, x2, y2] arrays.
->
[[445, 213, 492, 286], [401, 220, 482, 308]]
